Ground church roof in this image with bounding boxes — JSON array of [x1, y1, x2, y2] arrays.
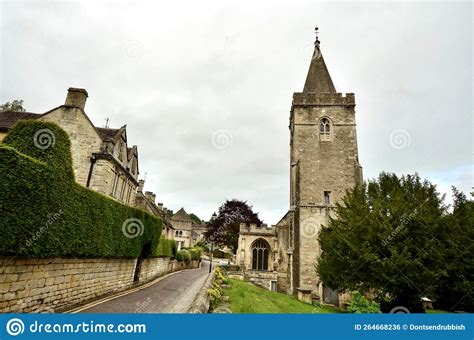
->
[[171, 207, 192, 222], [303, 43, 336, 93]]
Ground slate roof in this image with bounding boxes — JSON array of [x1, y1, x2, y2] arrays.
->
[[96, 127, 121, 142], [171, 208, 192, 222], [0, 111, 41, 131], [303, 44, 336, 94]]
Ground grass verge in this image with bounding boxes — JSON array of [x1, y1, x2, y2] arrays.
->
[[224, 278, 343, 313]]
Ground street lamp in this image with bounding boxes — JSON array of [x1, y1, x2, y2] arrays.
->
[[209, 242, 214, 273]]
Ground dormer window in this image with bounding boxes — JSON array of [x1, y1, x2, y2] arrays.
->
[[320, 118, 331, 141], [117, 143, 124, 161]]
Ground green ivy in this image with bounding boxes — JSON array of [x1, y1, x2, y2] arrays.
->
[[0, 120, 162, 258]]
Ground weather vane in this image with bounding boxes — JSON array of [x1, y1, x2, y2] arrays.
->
[[314, 26, 320, 46]]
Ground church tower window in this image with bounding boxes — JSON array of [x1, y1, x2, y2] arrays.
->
[[319, 118, 331, 141], [324, 191, 331, 205]]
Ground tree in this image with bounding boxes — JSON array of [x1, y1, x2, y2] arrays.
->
[[204, 199, 262, 252], [190, 213, 202, 224], [434, 188, 474, 312], [317, 172, 448, 312], [0, 99, 25, 112]]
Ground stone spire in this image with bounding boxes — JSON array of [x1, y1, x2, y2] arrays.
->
[[303, 27, 336, 93]]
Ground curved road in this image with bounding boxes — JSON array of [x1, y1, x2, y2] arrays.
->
[[78, 261, 210, 313]]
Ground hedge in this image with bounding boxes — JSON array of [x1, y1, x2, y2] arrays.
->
[[188, 247, 202, 260], [176, 249, 191, 263], [0, 120, 162, 258], [154, 237, 177, 258]]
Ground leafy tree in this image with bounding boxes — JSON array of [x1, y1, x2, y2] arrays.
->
[[204, 199, 262, 252], [190, 213, 202, 224], [0, 99, 25, 112], [317, 172, 447, 312], [434, 188, 474, 312]]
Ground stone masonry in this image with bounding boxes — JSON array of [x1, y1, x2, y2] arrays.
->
[[0, 257, 198, 313]]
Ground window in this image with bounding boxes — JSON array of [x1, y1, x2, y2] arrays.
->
[[324, 191, 331, 205], [119, 180, 126, 200], [251, 239, 270, 271], [319, 118, 331, 141], [110, 171, 118, 196]]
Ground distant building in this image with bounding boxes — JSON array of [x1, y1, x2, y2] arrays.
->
[[134, 179, 175, 239], [170, 208, 193, 250]]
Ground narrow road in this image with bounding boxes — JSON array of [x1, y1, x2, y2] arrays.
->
[[78, 261, 210, 313]]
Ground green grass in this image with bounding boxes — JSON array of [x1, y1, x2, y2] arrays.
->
[[224, 278, 343, 313], [426, 309, 454, 314]]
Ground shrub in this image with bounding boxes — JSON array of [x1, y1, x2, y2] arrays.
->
[[347, 291, 381, 313], [0, 120, 162, 258], [215, 266, 227, 284], [154, 238, 176, 258], [188, 247, 202, 260], [176, 249, 191, 263], [208, 267, 227, 310]]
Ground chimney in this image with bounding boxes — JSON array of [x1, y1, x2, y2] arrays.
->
[[65, 87, 88, 109], [163, 207, 168, 214], [138, 179, 145, 193], [145, 191, 155, 204], [157, 203, 163, 210]]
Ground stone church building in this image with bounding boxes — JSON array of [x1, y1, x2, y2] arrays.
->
[[236, 34, 363, 305]]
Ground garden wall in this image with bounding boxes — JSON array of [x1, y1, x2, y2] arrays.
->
[[0, 257, 200, 313]]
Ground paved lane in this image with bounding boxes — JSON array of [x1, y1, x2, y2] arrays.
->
[[79, 261, 210, 313]]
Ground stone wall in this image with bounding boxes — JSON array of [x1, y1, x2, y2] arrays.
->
[[0, 257, 200, 313], [245, 271, 278, 291]]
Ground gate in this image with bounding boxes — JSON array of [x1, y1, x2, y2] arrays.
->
[[323, 285, 339, 306]]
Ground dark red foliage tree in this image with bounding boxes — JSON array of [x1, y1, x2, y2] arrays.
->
[[204, 199, 262, 252]]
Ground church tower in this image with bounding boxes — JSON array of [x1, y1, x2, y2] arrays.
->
[[282, 28, 363, 303]]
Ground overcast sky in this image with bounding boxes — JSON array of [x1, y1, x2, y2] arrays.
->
[[1, 1, 472, 223]]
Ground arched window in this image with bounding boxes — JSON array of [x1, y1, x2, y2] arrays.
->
[[251, 239, 270, 271], [319, 118, 331, 141]]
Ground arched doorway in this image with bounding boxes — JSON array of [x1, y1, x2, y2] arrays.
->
[[251, 239, 270, 271]]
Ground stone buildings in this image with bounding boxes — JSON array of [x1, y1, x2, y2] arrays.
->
[[169, 207, 208, 250], [236, 34, 363, 305], [0, 87, 174, 238]]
